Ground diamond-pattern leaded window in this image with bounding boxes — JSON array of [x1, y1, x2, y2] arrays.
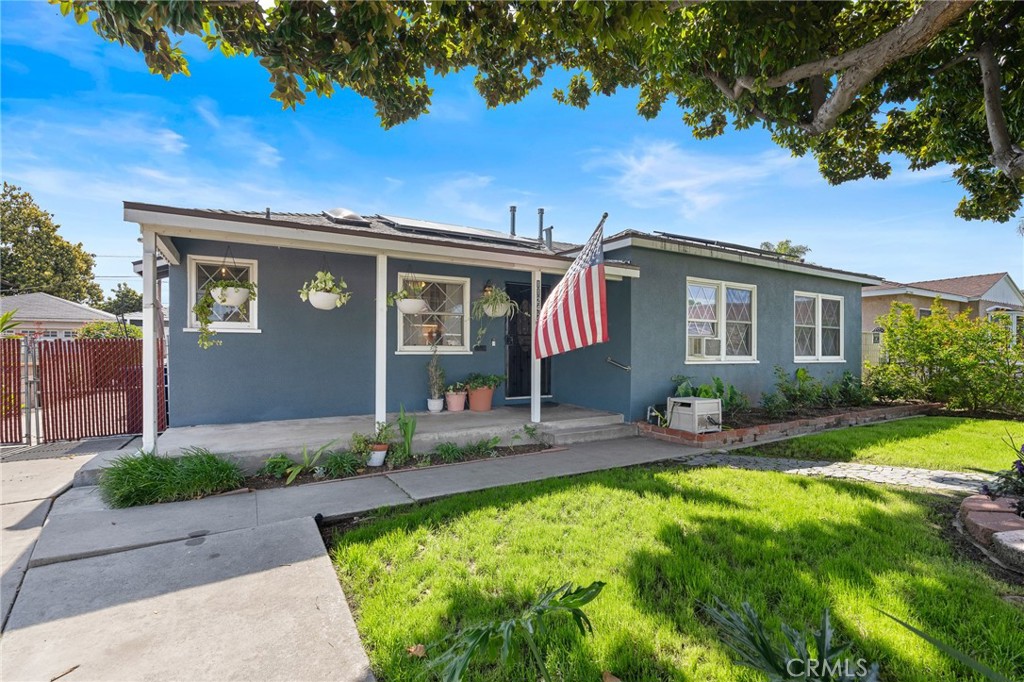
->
[[398, 273, 469, 352], [188, 255, 258, 331], [686, 279, 756, 361], [794, 292, 843, 360]]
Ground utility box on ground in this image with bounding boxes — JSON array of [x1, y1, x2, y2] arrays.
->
[[667, 397, 722, 434]]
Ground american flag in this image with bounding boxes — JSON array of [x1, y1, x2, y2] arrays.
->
[[535, 213, 609, 359]]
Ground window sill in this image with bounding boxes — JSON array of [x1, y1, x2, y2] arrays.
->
[[685, 359, 759, 365], [395, 349, 473, 356], [795, 357, 845, 364], [183, 327, 262, 334]]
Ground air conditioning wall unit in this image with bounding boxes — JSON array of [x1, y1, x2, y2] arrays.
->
[[667, 397, 722, 434], [702, 337, 721, 357]]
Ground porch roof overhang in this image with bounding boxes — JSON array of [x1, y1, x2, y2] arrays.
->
[[124, 203, 640, 281]]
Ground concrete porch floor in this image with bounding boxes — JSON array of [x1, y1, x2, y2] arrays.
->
[[154, 404, 629, 473]]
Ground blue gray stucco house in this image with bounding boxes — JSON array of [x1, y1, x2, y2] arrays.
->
[[126, 202, 881, 449]]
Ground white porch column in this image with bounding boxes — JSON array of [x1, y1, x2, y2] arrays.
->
[[141, 230, 159, 453], [530, 269, 542, 424], [374, 254, 388, 424]]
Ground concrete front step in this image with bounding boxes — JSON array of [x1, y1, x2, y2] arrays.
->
[[540, 423, 637, 446]]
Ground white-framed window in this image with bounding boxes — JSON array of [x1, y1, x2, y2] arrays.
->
[[62, 330, 76, 339], [186, 254, 259, 333], [685, 278, 757, 362], [794, 292, 844, 361], [397, 272, 470, 354]]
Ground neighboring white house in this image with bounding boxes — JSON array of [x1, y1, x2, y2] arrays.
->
[[0, 292, 116, 338]]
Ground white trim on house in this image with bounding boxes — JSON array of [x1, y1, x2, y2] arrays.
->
[[600, 235, 882, 285], [861, 286, 968, 302], [125, 207, 640, 281], [186, 254, 259, 334], [794, 291, 845, 363], [375, 255, 387, 425], [684, 277, 757, 364], [396, 272, 471, 354]]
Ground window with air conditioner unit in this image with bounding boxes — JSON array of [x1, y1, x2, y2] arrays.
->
[[685, 278, 757, 363]]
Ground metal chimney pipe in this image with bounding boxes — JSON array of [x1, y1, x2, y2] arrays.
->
[[544, 226, 553, 249], [509, 205, 517, 236], [537, 208, 545, 243]]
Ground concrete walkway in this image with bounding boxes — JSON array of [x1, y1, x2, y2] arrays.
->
[[676, 451, 991, 493]]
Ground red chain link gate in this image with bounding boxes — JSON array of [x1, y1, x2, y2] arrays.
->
[[36, 338, 167, 443], [0, 337, 23, 444]]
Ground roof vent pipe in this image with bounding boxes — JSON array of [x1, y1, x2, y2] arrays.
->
[[265, 207, 271, 219], [509, 205, 517, 236], [544, 226, 553, 250], [537, 207, 545, 243]]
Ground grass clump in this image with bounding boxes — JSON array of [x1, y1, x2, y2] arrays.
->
[[99, 447, 243, 508]]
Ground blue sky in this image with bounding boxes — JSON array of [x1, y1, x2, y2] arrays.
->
[[2, 1, 1022, 296]]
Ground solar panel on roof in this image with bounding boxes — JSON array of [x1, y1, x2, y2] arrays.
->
[[377, 214, 544, 249]]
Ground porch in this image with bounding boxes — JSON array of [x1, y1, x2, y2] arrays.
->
[[155, 404, 633, 473]]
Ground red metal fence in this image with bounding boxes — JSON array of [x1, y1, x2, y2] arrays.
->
[[37, 339, 167, 443], [0, 338, 22, 444]]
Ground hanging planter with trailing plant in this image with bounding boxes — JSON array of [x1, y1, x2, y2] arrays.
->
[[192, 279, 258, 349], [472, 285, 519, 319], [387, 281, 427, 314], [299, 270, 352, 310]]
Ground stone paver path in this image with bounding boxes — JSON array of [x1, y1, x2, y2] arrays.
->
[[677, 451, 992, 492]]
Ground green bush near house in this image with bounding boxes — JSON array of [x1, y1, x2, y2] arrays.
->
[[99, 448, 243, 507]]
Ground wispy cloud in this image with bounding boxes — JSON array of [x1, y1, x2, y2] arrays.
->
[[586, 139, 812, 217], [193, 97, 282, 168]]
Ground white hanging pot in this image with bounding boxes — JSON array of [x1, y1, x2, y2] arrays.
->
[[210, 287, 249, 307], [483, 301, 510, 318], [308, 290, 341, 310], [397, 298, 428, 314]]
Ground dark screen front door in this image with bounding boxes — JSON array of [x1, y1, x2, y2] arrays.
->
[[505, 282, 552, 398]]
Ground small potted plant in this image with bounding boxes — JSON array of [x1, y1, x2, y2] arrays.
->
[[472, 285, 519, 319], [299, 270, 352, 310], [387, 281, 427, 314], [445, 381, 467, 412], [192, 280, 258, 349], [365, 421, 395, 467], [427, 350, 445, 413], [465, 373, 505, 412]]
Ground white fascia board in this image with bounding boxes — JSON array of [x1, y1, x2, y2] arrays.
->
[[130, 209, 639, 279], [862, 287, 969, 302], [603, 235, 881, 285]]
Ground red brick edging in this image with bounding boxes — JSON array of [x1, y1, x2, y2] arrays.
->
[[636, 403, 939, 448]]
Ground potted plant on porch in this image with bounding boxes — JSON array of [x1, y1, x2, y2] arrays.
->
[[365, 421, 396, 467], [472, 285, 519, 319], [466, 373, 505, 412], [445, 381, 467, 412], [427, 350, 445, 413], [299, 270, 351, 310], [387, 282, 427, 314], [192, 279, 258, 349]]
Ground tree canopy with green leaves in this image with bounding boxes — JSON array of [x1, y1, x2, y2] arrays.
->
[[98, 282, 143, 316], [760, 239, 811, 260], [0, 182, 104, 305], [57, 0, 1023, 222]]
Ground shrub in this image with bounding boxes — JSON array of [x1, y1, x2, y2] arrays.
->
[[258, 454, 294, 479], [323, 450, 363, 478], [463, 436, 502, 458], [864, 361, 919, 403], [985, 433, 1024, 517], [77, 320, 142, 339], [875, 300, 1024, 414], [433, 441, 463, 464], [773, 366, 822, 410], [760, 391, 790, 420], [672, 375, 750, 419], [99, 448, 243, 508], [836, 370, 873, 407]]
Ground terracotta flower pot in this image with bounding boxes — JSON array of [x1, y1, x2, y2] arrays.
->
[[446, 392, 467, 412], [468, 387, 495, 412], [367, 443, 388, 467]]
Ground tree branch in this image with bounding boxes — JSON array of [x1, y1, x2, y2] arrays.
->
[[977, 43, 1024, 180]]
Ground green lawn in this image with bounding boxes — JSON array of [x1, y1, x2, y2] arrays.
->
[[733, 417, 1022, 473], [330, 466, 1024, 681]]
